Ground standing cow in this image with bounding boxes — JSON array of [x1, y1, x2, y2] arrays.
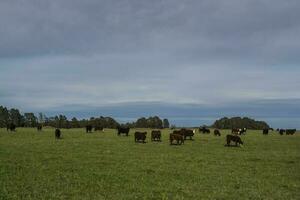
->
[[214, 129, 221, 136], [134, 132, 147, 143], [169, 133, 184, 145], [225, 135, 243, 147], [55, 129, 61, 139], [286, 129, 296, 135], [263, 129, 269, 135], [37, 124, 42, 131], [6, 123, 16, 132], [151, 130, 161, 142], [117, 126, 130, 136], [86, 125, 93, 133]]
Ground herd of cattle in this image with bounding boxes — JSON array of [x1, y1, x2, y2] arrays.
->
[[4, 123, 298, 147]]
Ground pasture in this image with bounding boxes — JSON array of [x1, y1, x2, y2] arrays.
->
[[0, 128, 299, 199]]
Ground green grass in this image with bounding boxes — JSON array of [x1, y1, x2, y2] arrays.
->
[[0, 128, 299, 200]]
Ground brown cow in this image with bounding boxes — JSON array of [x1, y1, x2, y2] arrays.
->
[[214, 129, 221, 136], [225, 134, 243, 147], [169, 133, 184, 145], [173, 129, 194, 140], [55, 129, 61, 139], [135, 132, 147, 143], [151, 130, 161, 142]]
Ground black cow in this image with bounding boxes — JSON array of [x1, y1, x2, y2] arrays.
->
[[225, 134, 243, 147], [232, 128, 247, 135], [55, 129, 61, 139], [214, 129, 221, 136], [263, 129, 269, 135], [286, 129, 296, 135], [151, 130, 161, 142], [37, 124, 42, 131], [6, 123, 16, 132], [199, 127, 210, 134], [86, 125, 93, 133], [169, 133, 184, 145], [117, 126, 130, 136], [279, 129, 285, 135], [134, 131, 147, 143]]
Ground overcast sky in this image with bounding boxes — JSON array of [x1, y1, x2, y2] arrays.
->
[[0, 0, 299, 119]]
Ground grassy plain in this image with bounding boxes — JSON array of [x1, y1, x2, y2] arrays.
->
[[0, 128, 299, 199]]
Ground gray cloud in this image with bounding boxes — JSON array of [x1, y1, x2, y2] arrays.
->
[[0, 0, 299, 117]]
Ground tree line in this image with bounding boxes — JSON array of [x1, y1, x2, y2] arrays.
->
[[0, 105, 169, 129], [211, 117, 270, 129]]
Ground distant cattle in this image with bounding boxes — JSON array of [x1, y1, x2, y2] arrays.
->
[[169, 133, 184, 145], [37, 124, 42, 131], [151, 130, 161, 142], [86, 125, 93, 133], [214, 129, 221, 136], [94, 126, 104, 132], [134, 131, 147, 143], [55, 129, 61, 139], [225, 134, 243, 147], [232, 128, 247, 135], [6, 123, 16, 132], [279, 129, 285, 135], [199, 127, 210, 134], [263, 129, 269, 135], [173, 129, 194, 140], [286, 129, 296, 135], [117, 126, 130, 136]]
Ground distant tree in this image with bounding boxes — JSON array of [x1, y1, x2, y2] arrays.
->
[[212, 117, 270, 130], [9, 108, 23, 127], [163, 118, 170, 128], [24, 113, 37, 127], [38, 113, 46, 124]]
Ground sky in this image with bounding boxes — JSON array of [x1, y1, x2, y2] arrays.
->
[[0, 0, 299, 126]]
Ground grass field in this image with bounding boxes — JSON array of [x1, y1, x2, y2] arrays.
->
[[0, 128, 299, 200]]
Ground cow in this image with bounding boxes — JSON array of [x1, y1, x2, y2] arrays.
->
[[117, 126, 130, 136], [199, 127, 210, 134], [55, 129, 61, 139], [134, 131, 147, 143], [239, 128, 247, 135], [225, 134, 243, 147], [279, 129, 285, 135], [94, 126, 104, 132], [286, 129, 296, 135], [173, 129, 194, 140], [151, 130, 161, 142], [169, 133, 184, 145], [86, 125, 93, 133], [214, 129, 221, 136], [37, 124, 42, 131], [6, 123, 16, 132], [263, 129, 269, 135], [232, 128, 246, 135]]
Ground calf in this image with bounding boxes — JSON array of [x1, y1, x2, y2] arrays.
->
[[225, 134, 243, 147], [263, 129, 269, 135], [55, 129, 61, 139], [169, 133, 184, 145], [214, 129, 221, 136], [151, 130, 161, 142], [135, 131, 147, 143]]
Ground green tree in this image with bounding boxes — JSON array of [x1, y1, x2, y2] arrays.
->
[[163, 118, 170, 128]]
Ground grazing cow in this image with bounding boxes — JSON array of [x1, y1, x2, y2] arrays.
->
[[6, 123, 16, 132], [199, 127, 210, 134], [37, 124, 42, 131], [225, 134, 243, 147], [214, 129, 221, 136], [263, 129, 269, 135], [279, 129, 285, 135], [117, 126, 130, 136], [94, 126, 104, 132], [286, 129, 296, 135], [173, 129, 194, 140], [151, 130, 161, 142], [232, 128, 246, 135], [86, 125, 93, 133], [134, 131, 147, 143], [169, 133, 184, 145], [55, 129, 61, 139]]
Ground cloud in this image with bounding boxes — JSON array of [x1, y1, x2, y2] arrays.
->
[[0, 0, 299, 118]]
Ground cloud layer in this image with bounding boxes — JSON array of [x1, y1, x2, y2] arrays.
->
[[0, 0, 299, 120]]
